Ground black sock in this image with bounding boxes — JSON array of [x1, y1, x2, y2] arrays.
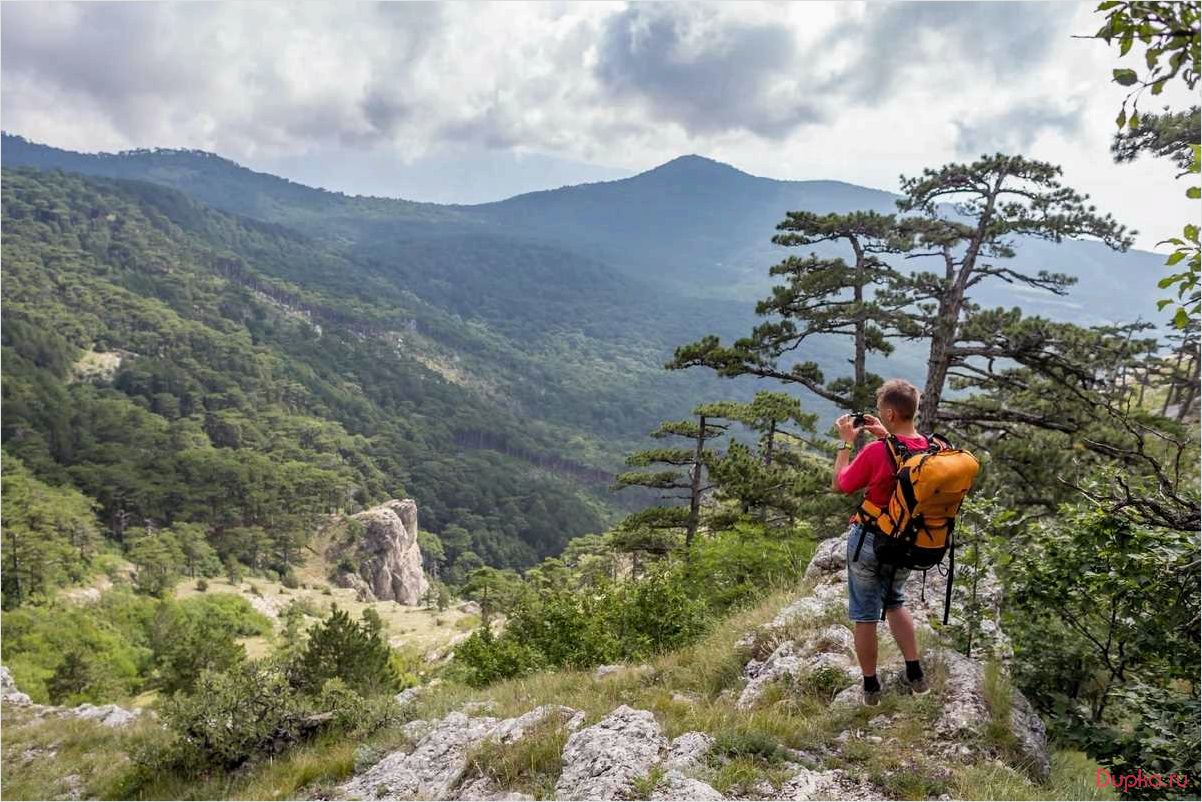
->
[[863, 674, 881, 693], [905, 660, 923, 681]]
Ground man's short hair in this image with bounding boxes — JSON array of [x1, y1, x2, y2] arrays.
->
[[876, 378, 919, 421]]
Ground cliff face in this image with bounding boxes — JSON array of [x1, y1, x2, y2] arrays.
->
[[338, 499, 429, 606]]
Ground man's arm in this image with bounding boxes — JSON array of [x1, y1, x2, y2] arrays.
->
[[831, 414, 857, 492]]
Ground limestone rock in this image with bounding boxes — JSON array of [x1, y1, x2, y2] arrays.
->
[[592, 663, 651, 682], [775, 768, 879, 800], [803, 536, 847, 582], [1, 666, 32, 706], [2, 666, 141, 727], [490, 704, 583, 744], [932, 649, 1049, 780], [456, 776, 535, 800], [665, 731, 714, 770], [803, 625, 855, 658], [341, 704, 585, 800], [340, 712, 499, 800], [738, 640, 858, 710], [401, 718, 434, 742], [555, 705, 667, 800], [336, 571, 378, 603], [650, 770, 724, 800], [347, 498, 429, 606], [395, 686, 423, 709], [67, 703, 141, 728]]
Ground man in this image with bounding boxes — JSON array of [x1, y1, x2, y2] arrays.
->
[[831, 378, 930, 706]]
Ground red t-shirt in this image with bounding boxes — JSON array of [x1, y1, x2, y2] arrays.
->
[[836, 434, 929, 508]]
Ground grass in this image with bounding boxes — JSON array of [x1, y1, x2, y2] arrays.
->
[[953, 750, 1120, 801], [708, 756, 793, 797], [628, 765, 665, 800], [171, 555, 471, 657], [463, 717, 572, 800], [0, 708, 163, 801]]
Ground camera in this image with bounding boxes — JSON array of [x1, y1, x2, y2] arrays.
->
[[852, 412, 867, 428]]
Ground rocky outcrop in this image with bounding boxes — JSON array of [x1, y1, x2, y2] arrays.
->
[[338, 498, 429, 606], [334, 527, 1050, 801], [1, 666, 32, 706], [340, 705, 584, 801], [757, 531, 1048, 782], [555, 705, 667, 800], [1, 666, 142, 728], [650, 771, 724, 801], [775, 768, 880, 800], [749, 529, 1011, 662]]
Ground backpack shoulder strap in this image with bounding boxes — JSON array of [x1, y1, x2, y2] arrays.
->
[[924, 432, 954, 453], [884, 435, 911, 467]]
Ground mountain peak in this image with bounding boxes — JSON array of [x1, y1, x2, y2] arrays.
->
[[638, 154, 752, 180]]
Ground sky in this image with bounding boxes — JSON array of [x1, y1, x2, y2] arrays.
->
[[1, 1, 1195, 250]]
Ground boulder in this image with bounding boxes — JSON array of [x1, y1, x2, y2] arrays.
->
[[738, 641, 858, 710], [650, 770, 724, 800], [932, 649, 1049, 780], [490, 704, 584, 744], [340, 712, 500, 800], [1, 666, 32, 706], [340, 705, 585, 801], [592, 663, 651, 682], [664, 731, 714, 770], [348, 498, 429, 606], [336, 571, 378, 603], [803, 535, 847, 582], [67, 703, 141, 728], [2, 666, 141, 728], [395, 686, 424, 708], [555, 705, 667, 800], [775, 768, 880, 800]]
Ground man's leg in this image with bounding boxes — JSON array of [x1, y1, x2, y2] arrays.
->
[[853, 621, 879, 677], [886, 601, 929, 694], [884, 605, 919, 661]]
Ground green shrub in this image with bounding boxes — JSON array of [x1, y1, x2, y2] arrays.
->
[[194, 578, 208, 592], [282, 571, 300, 590], [454, 626, 546, 688], [291, 607, 399, 696], [157, 660, 307, 771]]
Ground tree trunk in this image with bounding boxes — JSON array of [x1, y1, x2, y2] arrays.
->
[[762, 419, 776, 467], [917, 180, 999, 433], [919, 290, 957, 433], [851, 242, 867, 405], [685, 414, 705, 552], [1176, 353, 1199, 420]]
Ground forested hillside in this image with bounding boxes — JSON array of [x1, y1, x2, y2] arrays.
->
[[0, 167, 622, 590]]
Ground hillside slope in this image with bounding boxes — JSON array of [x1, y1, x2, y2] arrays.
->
[[0, 167, 615, 572], [0, 531, 1117, 801]]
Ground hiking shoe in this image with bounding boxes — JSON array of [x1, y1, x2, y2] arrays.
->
[[907, 675, 931, 696], [863, 687, 882, 707]]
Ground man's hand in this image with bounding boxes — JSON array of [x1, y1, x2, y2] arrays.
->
[[835, 414, 857, 443], [862, 414, 889, 439]]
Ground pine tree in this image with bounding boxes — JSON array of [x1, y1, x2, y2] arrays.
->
[[668, 211, 911, 411], [888, 154, 1133, 431], [293, 606, 398, 696], [613, 408, 729, 554], [696, 391, 820, 526]]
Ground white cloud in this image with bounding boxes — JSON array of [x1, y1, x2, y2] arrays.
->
[[1, 1, 1193, 248]]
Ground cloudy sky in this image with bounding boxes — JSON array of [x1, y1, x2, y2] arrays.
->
[[1, 1, 1194, 249]]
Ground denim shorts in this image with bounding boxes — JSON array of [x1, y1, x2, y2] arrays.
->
[[846, 523, 911, 622]]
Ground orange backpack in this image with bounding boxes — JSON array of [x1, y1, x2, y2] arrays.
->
[[852, 433, 980, 623]]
